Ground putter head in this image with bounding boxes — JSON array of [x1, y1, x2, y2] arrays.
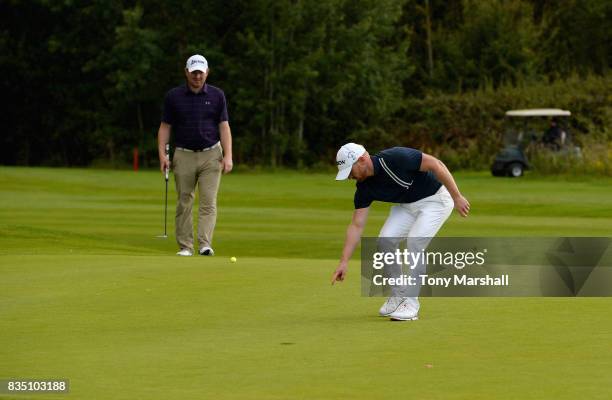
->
[[156, 234, 168, 239]]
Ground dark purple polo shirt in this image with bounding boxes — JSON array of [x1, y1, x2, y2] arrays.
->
[[161, 83, 229, 150]]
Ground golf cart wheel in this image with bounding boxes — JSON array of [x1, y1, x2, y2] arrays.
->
[[506, 162, 524, 177]]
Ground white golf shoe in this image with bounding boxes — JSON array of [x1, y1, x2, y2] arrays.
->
[[199, 246, 214, 256], [378, 297, 406, 317], [176, 249, 193, 256], [388, 298, 419, 321]]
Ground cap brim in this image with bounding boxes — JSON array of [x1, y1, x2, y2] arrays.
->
[[187, 67, 207, 73], [335, 167, 352, 180]]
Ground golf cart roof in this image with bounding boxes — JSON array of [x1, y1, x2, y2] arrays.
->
[[505, 109, 571, 117]]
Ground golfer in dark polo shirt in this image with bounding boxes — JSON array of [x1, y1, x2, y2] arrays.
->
[[330, 143, 470, 321], [157, 54, 233, 256]]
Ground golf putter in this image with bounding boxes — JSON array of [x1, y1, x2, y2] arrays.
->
[[157, 144, 170, 238]]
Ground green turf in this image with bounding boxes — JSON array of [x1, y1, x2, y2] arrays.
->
[[1, 167, 611, 399]]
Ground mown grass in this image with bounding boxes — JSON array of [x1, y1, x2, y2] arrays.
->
[[0, 167, 611, 399]]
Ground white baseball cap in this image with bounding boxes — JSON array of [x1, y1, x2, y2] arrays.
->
[[335, 143, 366, 180], [186, 54, 208, 72]]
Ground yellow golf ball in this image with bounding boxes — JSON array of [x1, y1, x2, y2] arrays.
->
[[230, 257, 237, 263]]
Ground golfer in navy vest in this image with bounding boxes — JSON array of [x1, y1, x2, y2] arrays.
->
[[158, 54, 233, 256], [331, 143, 470, 321]]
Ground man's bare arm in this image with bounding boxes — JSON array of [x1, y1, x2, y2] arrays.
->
[[420, 153, 470, 217], [157, 122, 171, 173], [219, 121, 233, 174], [331, 207, 369, 284]]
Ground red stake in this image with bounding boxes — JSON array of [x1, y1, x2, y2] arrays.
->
[[133, 147, 139, 171]]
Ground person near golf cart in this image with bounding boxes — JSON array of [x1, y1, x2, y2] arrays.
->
[[542, 118, 567, 151], [157, 54, 233, 257], [491, 109, 573, 177]]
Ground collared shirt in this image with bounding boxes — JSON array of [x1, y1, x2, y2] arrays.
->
[[161, 83, 229, 150], [353, 147, 442, 209]]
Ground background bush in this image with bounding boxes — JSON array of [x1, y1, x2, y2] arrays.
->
[[1, 0, 610, 174], [382, 75, 611, 173]]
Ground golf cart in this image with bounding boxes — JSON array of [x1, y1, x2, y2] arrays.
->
[[491, 108, 574, 177]]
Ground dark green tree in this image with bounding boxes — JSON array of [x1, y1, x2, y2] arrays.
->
[[226, 0, 412, 166], [92, 5, 163, 165], [537, 0, 611, 77], [432, 0, 538, 91]]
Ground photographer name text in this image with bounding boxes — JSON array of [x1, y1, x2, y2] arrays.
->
[[372, 274, 509, 287]]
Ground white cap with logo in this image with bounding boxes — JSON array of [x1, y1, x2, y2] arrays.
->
[[186, 54, 208, 72], [335, 143, 366, 180]]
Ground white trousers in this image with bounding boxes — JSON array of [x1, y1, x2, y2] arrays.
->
[[377, 186, 454, 309]]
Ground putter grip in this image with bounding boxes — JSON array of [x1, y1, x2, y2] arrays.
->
[[164, 144, 170, 180]]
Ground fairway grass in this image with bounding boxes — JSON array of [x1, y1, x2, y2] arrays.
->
[[1, 167, 611, 399]]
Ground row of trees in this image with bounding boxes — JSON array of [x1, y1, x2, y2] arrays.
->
[[1, 0, 610, 167]]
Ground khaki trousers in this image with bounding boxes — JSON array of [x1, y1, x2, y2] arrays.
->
[[172, 146, 223, 251]]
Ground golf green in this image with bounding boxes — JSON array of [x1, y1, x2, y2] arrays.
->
[[1, 167, 611, 399]]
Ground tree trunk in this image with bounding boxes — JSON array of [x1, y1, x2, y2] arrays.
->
[[296, 92, 306, 168], [268, 11, 276, 167], [425, 0, 434, 78], [136, 102, 146, 167], [297, 115, 304, 169], [107, 138, 115, 165]]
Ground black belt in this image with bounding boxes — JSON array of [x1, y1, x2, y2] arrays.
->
[[175, 142, 220, 152]]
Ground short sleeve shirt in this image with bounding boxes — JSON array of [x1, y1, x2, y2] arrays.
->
[[353, 147, 442, 209], [161, 83, 228, 150]]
